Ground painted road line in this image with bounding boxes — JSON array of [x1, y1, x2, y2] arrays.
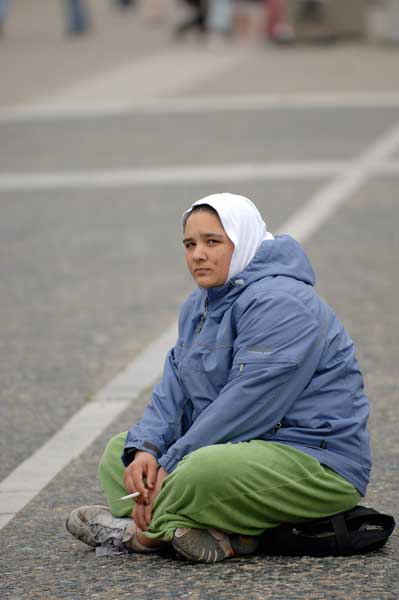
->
[[2, 92, 399, 122], [377, 160, 399, 175], [0, 121, 397, 529], [0, 162, 347, 191], [15, 49, 246, 113], [1, 160, 399, 193]]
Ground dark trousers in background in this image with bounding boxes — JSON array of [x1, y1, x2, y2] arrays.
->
[[176, 0, 208, 36], [65, 0, 90, 34]]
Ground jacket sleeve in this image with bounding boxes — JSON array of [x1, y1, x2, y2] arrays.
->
[[122, 345, 187, 466], [158, 292, 324, 473]]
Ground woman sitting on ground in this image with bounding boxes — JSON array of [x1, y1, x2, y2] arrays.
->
[[66, 193, 371, 563]]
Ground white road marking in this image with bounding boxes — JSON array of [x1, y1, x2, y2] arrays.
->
[[0, 162, 346, 191], [2, 92, 399, 122], [3, 49, 246, 118], [0, 160, 398, 192], [376, 160, 399, 175]]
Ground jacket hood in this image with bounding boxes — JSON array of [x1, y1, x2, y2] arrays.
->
[[240, 235, 316, 287], [200, 235, 315, 305]]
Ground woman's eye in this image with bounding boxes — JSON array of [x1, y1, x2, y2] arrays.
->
[[207, 239, 218, 245]]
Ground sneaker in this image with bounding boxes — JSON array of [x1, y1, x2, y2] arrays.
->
[[66, 505, 136, 550], [172, 527, 259, 563]]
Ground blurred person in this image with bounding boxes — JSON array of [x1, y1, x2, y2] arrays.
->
[[64, 0, 90, 34], [233, 0, 263, 43], [66, 193, 370, 563], [297, 0, 327, 22], [291, 0, 335, 43], [383, 0, 399, 44], [0, 0, 10, 38], [207, 0, 233, 38], [115, 0, 135, 6], [264, 0, 293, 43], [175, 0, 208, 38], [140, 0, 170, 25]]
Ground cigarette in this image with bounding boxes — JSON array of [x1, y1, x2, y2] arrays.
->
[[120, 491, 141, 500]]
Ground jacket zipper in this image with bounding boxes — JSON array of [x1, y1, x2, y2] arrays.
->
[[196, 298, 208, 334]]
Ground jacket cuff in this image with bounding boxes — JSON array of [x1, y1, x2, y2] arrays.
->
[[158, 452, 179, 474], [122, 441, 161, 467]]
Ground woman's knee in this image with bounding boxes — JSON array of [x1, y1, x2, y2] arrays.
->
[[98, 432, 127, 481]]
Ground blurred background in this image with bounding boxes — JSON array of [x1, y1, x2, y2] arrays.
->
[[1, 1, 399, 108]]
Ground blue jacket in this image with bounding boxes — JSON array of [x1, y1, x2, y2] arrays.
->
[[124, 235, 371, 495]]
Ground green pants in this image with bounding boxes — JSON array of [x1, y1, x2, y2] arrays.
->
[[99, 433, 361, 543]]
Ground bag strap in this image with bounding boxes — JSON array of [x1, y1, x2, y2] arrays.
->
[[331, 513, 352, 555]]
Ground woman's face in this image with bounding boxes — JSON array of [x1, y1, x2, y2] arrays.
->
[[183, 210, 234, 288]]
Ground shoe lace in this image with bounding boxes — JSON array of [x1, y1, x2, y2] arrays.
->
[[89, 522, 126, 548]]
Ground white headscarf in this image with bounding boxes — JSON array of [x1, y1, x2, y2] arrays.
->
[[182, 192, 274, 283]]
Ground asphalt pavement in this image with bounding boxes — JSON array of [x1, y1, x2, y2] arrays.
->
[[0, 1, 398, 598]]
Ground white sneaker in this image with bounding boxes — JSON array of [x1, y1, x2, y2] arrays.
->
[[66, 505, 136, 549]]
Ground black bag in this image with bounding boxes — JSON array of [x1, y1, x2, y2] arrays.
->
[[260, 506, 395, 557]]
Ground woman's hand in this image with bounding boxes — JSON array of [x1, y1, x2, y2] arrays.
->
[[132, 467, 168, 531], [123, 450, 158, 504]]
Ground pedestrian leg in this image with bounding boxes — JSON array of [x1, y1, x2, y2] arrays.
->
[[0, 0, 10, 37], [65, 0, 90, 34]]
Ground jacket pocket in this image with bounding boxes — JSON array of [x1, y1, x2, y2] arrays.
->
[[233, 347, 298, 371]]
